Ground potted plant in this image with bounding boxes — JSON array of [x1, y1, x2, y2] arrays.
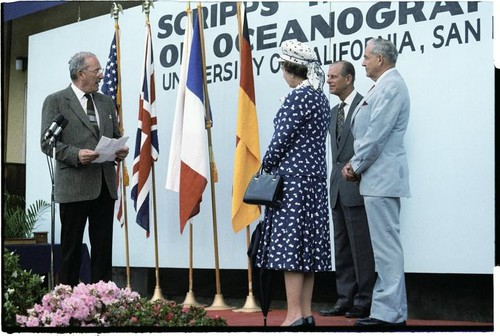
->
[[3, 192, 50, 244]]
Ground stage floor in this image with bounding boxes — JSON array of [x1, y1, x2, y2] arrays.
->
[[205, 309, 494, 331]]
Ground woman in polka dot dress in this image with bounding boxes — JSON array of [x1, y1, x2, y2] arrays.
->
[[255, 39, 332, 327]]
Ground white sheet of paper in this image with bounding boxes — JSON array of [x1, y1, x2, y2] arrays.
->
[[93, 136, 129, 163]]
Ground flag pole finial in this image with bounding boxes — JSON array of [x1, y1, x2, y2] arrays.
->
[[111, 2, 123, 21], [142, 0, 154, 24]]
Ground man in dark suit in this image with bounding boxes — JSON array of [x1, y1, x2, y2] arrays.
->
[[40, 51, 129, 286], [319, 61, 375, 319]]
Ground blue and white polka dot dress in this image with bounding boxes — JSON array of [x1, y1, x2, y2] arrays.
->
[[256, 82, 332, 272]]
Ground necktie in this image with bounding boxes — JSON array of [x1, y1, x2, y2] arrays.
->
[[336, 101, 346, 146], [84, 94, 99, 134]]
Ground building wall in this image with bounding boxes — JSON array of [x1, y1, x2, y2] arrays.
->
[[5, 17, 29, 164]]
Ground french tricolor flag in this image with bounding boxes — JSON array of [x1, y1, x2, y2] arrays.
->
[[166, 11, 208, 234]]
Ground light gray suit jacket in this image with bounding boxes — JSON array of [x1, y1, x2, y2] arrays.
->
[[40, 85, 121, 203], [350, 69, 410, 197], [329, 92, 365, 207]]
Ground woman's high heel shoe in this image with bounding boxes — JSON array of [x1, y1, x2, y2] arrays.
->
[[289, 317, 305, 326], [304, 315, 316, 326]]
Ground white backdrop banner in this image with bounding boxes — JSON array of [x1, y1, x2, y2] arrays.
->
[[26, 1, 494, 273]]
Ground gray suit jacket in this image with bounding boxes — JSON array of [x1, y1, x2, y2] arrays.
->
[[329, 92, 365, 207], [350, 69, 410, 197], [40, 85, 121, 203]]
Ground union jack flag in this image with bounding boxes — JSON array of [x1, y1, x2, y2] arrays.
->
[[131, 25, 159, 235]]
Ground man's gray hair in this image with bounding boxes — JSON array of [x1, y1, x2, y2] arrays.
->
[[68, 52, 96, 80], [369, 38, 398, 65]]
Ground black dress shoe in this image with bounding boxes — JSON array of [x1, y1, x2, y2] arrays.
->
[[354, 317, 406, 327], [304, 316, 315, 326], [345, 305, 370, 318], [319, 305, 350, 316]]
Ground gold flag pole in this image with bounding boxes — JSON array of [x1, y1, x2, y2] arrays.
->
[[233, 226, 261, 312], [110, 1, 132, 291], [142, 0, 165, 303], [178, 2, 202, 309], [150, 164, 165, 302], [233, 3, 260, 312], [121, 165, 132, 290], [182, 220, 203, 307], [195, 2, 232, 310]]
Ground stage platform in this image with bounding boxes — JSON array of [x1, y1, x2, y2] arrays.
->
[[205, 309, 494, 331]]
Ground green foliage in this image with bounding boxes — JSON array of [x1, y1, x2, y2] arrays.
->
[[2, 249, 46, 327], [104, 299, 227, 327], [3, 193, 50, 238]]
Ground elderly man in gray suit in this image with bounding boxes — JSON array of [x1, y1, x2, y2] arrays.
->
[[40, 51, 129, 286], [319, 61, 375, 319], [343, 38, 410, 327]]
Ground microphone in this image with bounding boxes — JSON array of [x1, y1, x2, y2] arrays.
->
[[43, 114, 65, 140], [48, 119, 69, 145]]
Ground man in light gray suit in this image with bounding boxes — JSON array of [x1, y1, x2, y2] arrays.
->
[[319, 61, 375, 319], [343, 38, 410, 327], [40, 52, 129, 286]]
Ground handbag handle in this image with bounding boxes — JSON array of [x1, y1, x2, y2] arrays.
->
[[258, 163, 279, 176]]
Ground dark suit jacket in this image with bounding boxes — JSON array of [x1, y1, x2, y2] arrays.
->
[[40, 85, 121, 203], [329, 92, 365, 207]]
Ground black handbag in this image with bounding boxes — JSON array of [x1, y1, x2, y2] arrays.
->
[[243, 166, 283, 207]]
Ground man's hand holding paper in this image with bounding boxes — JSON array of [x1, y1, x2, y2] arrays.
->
[[93, 136, 129, 163]]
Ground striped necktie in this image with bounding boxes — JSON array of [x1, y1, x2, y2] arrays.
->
[[336, 101, 346, 146], [84, 93, 99, 134]]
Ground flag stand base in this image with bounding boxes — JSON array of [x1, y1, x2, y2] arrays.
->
[[232, 293, 261, 313], [150, 286, 166, 302], [205, 294, 233, 310], [181, 290, 204, 307]]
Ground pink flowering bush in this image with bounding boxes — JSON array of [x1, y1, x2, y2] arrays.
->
[[16, 281, 139, 327], [16, 281, 226, 327]]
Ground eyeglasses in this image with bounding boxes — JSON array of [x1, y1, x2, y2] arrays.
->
[[82, 68, 104, 76]]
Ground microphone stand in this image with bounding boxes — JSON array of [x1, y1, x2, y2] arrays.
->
[[44, 117, 68, 290], [46, 136, 58, 290]]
